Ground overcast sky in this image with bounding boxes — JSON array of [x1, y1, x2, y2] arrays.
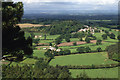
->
[[13, 0, 119, 14]]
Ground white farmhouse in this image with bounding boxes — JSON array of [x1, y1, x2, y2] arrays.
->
[[49, 46, 56, 51], [56, 49, 61, 52]]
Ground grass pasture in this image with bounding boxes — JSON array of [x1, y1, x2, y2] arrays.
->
[[59, 42, 115, 53], [33, 50, 46, 58], [20, 58, 37, 64], [69, 67, 119, 78], [49, 52, 118, 66]]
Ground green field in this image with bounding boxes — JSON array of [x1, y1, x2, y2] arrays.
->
[[69, 67, 119, 78], [49, 52, 118, 66], [94, 32, 105, 40], [39, 40, 54, 43], [20, 58, 37, 64], [59, 42, 115, 53], [33, 50, 46, 58]]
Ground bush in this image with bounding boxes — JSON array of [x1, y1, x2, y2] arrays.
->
[[64, 49, 71, 55], [85, 37, 90, 43], [97, 47, 102, 52], [102, 34, 107, 40], [85, 47, 91, 53], [77, 47, 86, 53], [73, 42, 77, 46], [96, 40, 102, 45], [109, 33, 115, 39]]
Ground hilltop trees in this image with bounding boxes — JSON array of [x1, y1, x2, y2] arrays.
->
[[2, 2, 33, 60]]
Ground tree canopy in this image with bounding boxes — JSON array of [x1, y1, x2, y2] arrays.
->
[[2, 2, 33, 60]]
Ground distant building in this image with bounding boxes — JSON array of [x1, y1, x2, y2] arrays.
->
[[49, 46, 56, 51], [56, 49, 61, 52], [35, 35, 42, 39]]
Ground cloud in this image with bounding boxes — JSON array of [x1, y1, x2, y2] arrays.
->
[[13, 0, 118, 13], [14, 0, 119, 5]]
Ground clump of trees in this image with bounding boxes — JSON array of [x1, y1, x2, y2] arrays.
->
[[106, 43, 120, 61], [77, 47, 91, 53], [33, 38, 40, 45], [2, 2, 33, 61], [96, 47, 102, 52], [96, 40, 102, 45], [44, 49, 71, 57], [2, 60, 72, 78], [117, 35, 120, 41], [109, 33, 115, 39], [102, 34, 107, 40], [55, 36, 63, 45], [73, 42, 77, 46], [85, 37, 90, 43]]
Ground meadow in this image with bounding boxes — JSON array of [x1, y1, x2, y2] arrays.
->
[[33, 50, 46, 58], [69, 67, 119, 78], [49, 52, 118, 66]]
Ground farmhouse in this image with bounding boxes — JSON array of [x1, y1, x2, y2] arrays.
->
[[35, 35, 42, 39], [49, 46, 56, 51]]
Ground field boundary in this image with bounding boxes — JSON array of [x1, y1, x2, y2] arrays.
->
[[56, 63, 120, 69]]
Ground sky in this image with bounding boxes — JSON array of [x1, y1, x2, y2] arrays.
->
[[13, 0, 119, 14]]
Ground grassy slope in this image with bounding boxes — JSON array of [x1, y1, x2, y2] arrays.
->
[[33, 50, 46, 58], [69, 67, 119, 78], [49, 52, 118, 66]]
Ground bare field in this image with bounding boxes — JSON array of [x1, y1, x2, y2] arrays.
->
[[17, 23, 50, 28], [57, 40, 97, 47]]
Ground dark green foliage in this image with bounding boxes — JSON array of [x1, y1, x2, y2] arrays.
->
[[117, 35, 120, 41], [79, 38, 83, 41], [55, 45, 58, 49], [33, 38, 40, 45], [34, 58, 48, 70], [64, 49, 71, 55], [106, 43, 120, 61], [94, 29, 100, 33], [92, 36, 96, 40], [105, 30, 109, 34], [49, 42, 52, 46], [76, 71, 89, 79], [85, 47, 91, 53], [2, 2, 33, 60], [49, 21, 83, 35], [87, 33, 93, 37], [44, 49, 54, 58], [77, 47, 86, 53], [65, 37, 70, 42], [73, 42, 77, 46], [85, 37, 90, 43], [44, 34, 47, 40], [55, 36, 63, 45], [102, 34, 107, 40], [109, 33, 115, 39], [30, 32, 35, 39], [2, 63, 71, 78], [97, 47, 102, 52], [96, 40, 102, 45]]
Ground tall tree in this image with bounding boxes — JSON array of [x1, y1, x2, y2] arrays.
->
[[2, 2, 33, 61]]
